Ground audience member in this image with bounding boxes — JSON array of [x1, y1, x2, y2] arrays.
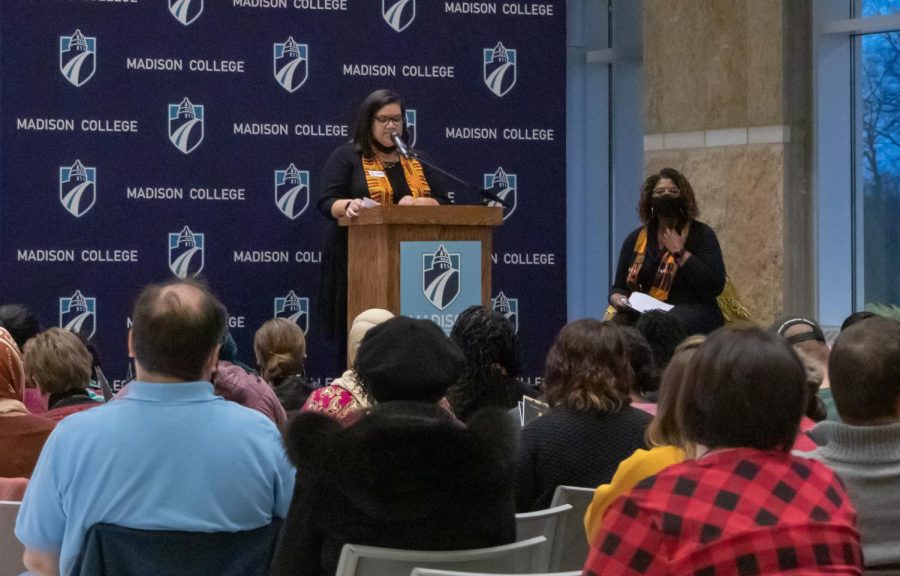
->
[[773, 316, 835, 421], [214, 331, 288, 429], [585, 326, 862, 574], [515, 319, 651, 512], [254, 318, 317, 413], [0, 327, 55, 478], [446, 305, 534, 422], [840, 310, 878, 331], [16, 280, 295, 576], [619, 327, 660, 414], [301, 308, 393, 421], [0, 304, 45, 413], [23, 328, 102, 422], [583, 335, 704, 544], [798, 316, 900, 569], [791, 347, 828, 451], [635, 309, 688, 372]]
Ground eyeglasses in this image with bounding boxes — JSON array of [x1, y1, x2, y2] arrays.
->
[[652, 187, 680, 195], [373, 115, 403, 126]]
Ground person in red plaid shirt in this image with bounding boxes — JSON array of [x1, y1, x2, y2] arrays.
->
[[584, 325, 863, 575]]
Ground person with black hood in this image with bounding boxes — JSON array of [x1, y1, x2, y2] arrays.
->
[[271, 316, 518, 576]]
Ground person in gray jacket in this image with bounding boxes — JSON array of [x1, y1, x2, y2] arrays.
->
[[798, 315, 900, 572]]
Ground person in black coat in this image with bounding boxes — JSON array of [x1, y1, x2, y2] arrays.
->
[[609, 167, 726, 335], [270, 402, 517, 576]]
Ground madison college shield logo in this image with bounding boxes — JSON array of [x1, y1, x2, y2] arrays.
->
[[484, 167, 516, 220], [59, 30, 95, 87], [383, 0, 415, 32], [275, 164, 310, 220], [168, 226, 204, 279], [59, 160, 96, 218], [273, 37, 308, 93], [274, 290, 309, 334], [60, 290, 96, 339], [423, 245, 460, 311], [169, 0, 203, 26], [168, 98, 204, 154], [492, 291, 519, 334], [484, 42, 517, 97], [404, 109, 417, 147]]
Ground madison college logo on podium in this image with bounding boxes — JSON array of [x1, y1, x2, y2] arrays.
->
[[405, 109, 417, 147], [275, 164, 310, 220], [169, 0, 203, 26], [273, 37, 308, 93], [484, 167, 516, 220], [274, 290, 309, 334], [423, 245, 461, 310], [168, 98, 204, 154], [484, 42, 517, 97], [59, 30, 95, 87], [492, 291, 519, 334], [59, 160, 96, 218], [60, 290, 96, 339], [168, 226, 205, 279], [383, 0, 416, 32]]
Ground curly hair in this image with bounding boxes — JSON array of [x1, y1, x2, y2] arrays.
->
[[637, 167, 700, 225], [635, 310, 688, 372], [543, 319, 633, 413], [446, 305, 521, 421], [619, 327, 660, 400]]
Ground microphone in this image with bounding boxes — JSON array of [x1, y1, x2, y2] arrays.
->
[[391, 132, 415, 159]]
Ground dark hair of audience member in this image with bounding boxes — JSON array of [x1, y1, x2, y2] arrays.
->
[[446, 305, 521, 421], [0, 304, 41, 350], [829, 316, 900, 424], [254, 318, 307, 385], [131, 279, 227, 381], [839, 310, 878, 332], [635, 310, 688, 371], [646, 335, 705, 447], [619, 327, 660, 402], [543, 319, 633, 412], [675, 325, 806, 453], [23, 328, 92, 395]]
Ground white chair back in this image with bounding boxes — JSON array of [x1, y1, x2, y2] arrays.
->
[[546, 485, 596, 571], [514, 504, 572, 571], [0, 501, 26, 576], [334, 535, 546, 576]]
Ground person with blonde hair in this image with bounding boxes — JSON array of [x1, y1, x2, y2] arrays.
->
[[24, 328, 101, 422], [514, 319, 652, 511], [301, 308, 394, 421], [254, 318, 315, 413]]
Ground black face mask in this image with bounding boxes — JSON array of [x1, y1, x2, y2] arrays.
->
[[651, 195, 685, 219]]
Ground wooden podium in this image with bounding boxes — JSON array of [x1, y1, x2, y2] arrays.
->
[[339, 205, 503, 330]]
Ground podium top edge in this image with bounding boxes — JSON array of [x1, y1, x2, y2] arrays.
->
[[338, 205, 504, 227]]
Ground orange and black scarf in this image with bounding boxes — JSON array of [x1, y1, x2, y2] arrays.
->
[[625, 224, 690, 301], [361, 154, 430, 205]]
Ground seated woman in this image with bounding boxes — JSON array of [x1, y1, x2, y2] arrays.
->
[[445, 305, 535, 423], [272, 317, 512, 576], [301, 308, 394, 421], [584, 335, 704, 544], [254, 318, 317, 414], [23, 328, 101, 422], [0, 327, 55, 478], [609, 168, 726, 335], [584, 326, 863, 574], [515, 319, 652, 512]]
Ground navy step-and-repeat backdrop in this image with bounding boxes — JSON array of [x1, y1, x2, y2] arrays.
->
[[0, 0, 566, 388]]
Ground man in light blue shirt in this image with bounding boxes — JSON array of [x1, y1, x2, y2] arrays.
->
[[16, 280, 296, 576]]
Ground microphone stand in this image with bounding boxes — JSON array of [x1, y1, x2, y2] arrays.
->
[[393, 137, 512, 208]]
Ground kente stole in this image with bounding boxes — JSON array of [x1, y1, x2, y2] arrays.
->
[[625, 224, 689, 301], [361, 154, 430, 204]]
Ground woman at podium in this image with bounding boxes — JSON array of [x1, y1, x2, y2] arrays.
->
[[316, 89, 451, 366]]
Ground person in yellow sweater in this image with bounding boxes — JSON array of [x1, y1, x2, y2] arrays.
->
[[584, 335, 705, 544]]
